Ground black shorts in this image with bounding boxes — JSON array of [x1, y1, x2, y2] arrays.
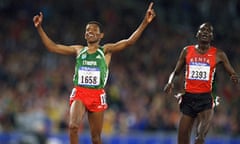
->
[[180, 92, 213, 118]]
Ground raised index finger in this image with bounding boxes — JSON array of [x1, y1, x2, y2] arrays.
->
[[148, 2, 154, 10]]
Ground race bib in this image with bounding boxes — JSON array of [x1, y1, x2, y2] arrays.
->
[[188, 63, 210, 81], [78, 67, 100, 86]]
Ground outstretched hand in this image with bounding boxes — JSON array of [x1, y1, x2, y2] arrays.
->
[[33, 12, 43, 28], [145, 2, 156, 23]]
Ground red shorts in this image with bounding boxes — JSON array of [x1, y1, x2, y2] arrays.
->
[[69, 86, 108, 112]]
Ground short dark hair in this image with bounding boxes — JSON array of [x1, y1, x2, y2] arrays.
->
[[200, 22, 213, 31], [87, 21, 103, 33]]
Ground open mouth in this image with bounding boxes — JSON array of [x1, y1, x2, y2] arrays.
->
[[87, 33, 95, 38], [201, 34, 209, 40]]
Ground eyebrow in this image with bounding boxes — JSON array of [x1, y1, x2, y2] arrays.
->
[[199, 26, 212, 31]]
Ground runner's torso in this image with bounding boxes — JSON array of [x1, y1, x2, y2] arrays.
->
[[185, 45, 217, 93], [73, 46, 109, 89]]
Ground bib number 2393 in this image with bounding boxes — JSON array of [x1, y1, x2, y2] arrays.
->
[[188, 64, 210, 81], [78, 67, 100, 86]]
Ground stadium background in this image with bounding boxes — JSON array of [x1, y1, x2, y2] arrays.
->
[[0, 0, 240, 143]]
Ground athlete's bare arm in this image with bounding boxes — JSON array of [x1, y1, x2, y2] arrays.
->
[[33, 12, 83, 55], [217, 49, 239, 84], [164, 47, 187, 94], [103, 2, 155, 55]]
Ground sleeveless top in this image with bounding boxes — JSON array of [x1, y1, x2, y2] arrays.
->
[[185, 45, 217, 93], [73, 46, 109, 89]]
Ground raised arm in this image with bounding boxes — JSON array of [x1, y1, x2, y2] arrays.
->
[[164, 47, 187, 94], [217, 49, 239, 84], [103, 2, 156, 53], [33, 12, 81, 55]]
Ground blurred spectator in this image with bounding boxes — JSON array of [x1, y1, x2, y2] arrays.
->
[[0, 0, 239, 139]]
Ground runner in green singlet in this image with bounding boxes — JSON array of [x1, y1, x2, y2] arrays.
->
[[33, 2, 155, 144]]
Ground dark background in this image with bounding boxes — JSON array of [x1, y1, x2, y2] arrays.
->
[[0, 0, 240, 143]]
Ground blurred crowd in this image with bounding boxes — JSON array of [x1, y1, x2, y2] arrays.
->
[[0, 0, 240, 141]]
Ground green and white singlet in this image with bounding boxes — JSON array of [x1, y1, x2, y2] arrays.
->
[[73, 46, 109, 89]]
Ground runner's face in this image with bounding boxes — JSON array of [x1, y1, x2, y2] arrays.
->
[[196, 24, 213, 43], [85, 24, 102, 44]]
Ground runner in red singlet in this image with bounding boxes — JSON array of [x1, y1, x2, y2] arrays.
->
[[33, 2, 155, 144], [164, 23, 239, 144]]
